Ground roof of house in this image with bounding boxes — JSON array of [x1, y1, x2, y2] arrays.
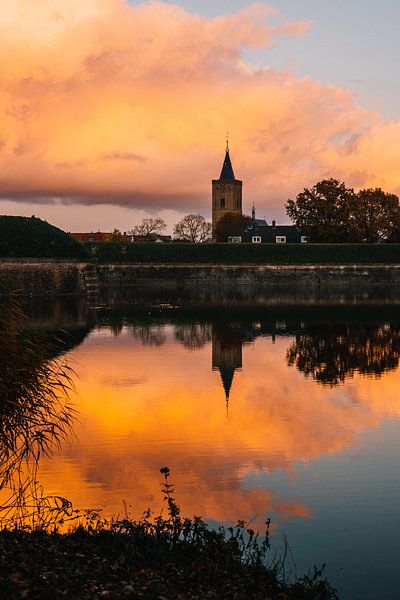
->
[[71, 232, 113, 242], [272, 225, 303, 235], [242, 223, 306, 242], [253, 219, 268, 227]]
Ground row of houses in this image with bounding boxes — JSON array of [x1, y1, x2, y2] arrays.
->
[[229, 211, 307, 244], [71, 232, 173, 243], [71, 225, 307, 245], [71, 220, 307, 245]]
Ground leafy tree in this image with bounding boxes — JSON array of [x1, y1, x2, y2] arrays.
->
[[214, 212, 252, 242], [173, 214, 212, 243], [286, 179, 357, 242], [111, 228, 125, 242], [130, 218, 166, 239], [353, 188, 400, 242], [287, 179, 400, 243]]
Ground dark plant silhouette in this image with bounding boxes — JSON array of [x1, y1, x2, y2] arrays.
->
[[0, 468, 338, 599], [286, 178, 400, 243], [0, 293, 76, 528], [287, 323, 400, 385], [214, 212, 252, 242]]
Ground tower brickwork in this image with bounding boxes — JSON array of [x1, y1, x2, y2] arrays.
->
[[212, 145, 242, 235]]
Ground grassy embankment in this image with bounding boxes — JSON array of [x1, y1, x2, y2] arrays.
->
[[85, 241, 400, 264], [0, 216, 88, 259]]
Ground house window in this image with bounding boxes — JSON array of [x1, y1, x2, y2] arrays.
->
[[228, 236, 242, 244], [220, 198, 225, 208], [276, 236, 286, 244], [252, 236, 262, 244], [300, 236, 308, 243]]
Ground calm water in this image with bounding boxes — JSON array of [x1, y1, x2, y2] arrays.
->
[[7, 298, 400, 599]]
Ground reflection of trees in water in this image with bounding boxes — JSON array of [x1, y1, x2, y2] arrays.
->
[[126, 320, 212, 349], [287, 323, 400, 385], [129, 322, 167, 346], [99, 314, 400, 390], [0, 295, 77, 528], [175, 323, 212, 349]]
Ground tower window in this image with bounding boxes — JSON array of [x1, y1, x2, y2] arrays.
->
[[220, 198, 225, 209]]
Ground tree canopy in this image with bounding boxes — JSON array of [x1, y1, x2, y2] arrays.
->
[[214, 212, 252, 242], [353, 188, 400, 242], [286, 179, 400, 243], [285, 179, 356, 243], [130, 218, 166, 239], [173, 214, 212, 243]]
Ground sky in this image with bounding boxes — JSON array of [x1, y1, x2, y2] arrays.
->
[[0, 0, 399, 232]]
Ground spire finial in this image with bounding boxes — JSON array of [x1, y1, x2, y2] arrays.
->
[[226, 130, 229, 152]]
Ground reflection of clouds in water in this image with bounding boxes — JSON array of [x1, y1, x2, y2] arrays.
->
[[34, 316, 400, 534], [100, 377, 146, 388]]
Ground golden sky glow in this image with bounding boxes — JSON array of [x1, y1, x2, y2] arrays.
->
[[1, 0, 400, 227], [33, 327, 400, 530]]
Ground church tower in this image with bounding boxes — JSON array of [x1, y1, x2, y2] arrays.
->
[[212, 139, 242, 235]]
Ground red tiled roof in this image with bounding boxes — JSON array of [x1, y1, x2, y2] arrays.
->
[[70, 232, 113, 242]]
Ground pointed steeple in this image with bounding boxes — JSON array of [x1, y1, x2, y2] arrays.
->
[[219, 149, 236, 180], [219, 367, 235, 401], [219, 131, 235, 180]]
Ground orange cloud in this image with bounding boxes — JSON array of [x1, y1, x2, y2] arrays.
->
[[0, 1, 398, 216]]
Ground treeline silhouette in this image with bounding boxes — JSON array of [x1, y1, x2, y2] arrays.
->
[[287, 323, 400, 385]]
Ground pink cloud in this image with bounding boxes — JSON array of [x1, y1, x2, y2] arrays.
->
[[0, 0, 398, 218]]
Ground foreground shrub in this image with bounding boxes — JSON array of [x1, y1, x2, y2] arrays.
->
[[0, 468, 339, 599], [85, 241, 400, 264]]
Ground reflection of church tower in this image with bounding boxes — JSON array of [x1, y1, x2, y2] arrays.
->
[[212, 324, 243, 404], [212, 139, 243, 235]]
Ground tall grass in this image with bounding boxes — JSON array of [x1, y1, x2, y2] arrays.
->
[[0, 291, 76, 529]]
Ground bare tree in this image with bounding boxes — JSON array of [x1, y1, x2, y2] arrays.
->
[[173, 214, 212, 243], [130, 218, 166, 239]]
